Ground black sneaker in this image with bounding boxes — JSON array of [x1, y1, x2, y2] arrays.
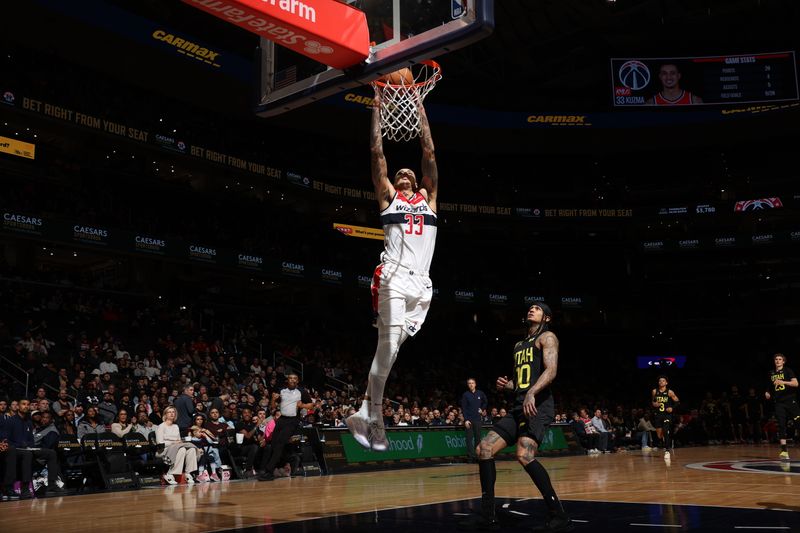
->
[[47, 484, 66, 494], [257, 472, 275, 482], [19, 489, 33, 500], [529, 514, 575, 532], [5, 491, 20, 501], [457, 513, 500, 531]]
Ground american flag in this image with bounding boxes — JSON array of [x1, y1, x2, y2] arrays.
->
[[274, 66, 297, 90]]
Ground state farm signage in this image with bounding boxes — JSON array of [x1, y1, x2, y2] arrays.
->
[[183, 0, 369, 69]]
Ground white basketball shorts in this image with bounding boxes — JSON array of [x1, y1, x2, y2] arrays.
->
[[371, 262, 433, 336]]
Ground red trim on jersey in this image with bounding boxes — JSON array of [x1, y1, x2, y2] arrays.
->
[[654, 90, 694, 105], [371, 264, 384, 313], [396, 192, 425, 204], [410, 193, 425, 205]]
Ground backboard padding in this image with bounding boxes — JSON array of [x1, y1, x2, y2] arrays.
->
[[255, 0, 494, 117]]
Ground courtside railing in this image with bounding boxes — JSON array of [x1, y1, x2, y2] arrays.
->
[[272, 351, 304, 382], [0, 354, 30, 398]]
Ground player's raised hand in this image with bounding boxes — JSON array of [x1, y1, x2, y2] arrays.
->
[[496, 376, 509, 391], [371, 84, 382, 108]]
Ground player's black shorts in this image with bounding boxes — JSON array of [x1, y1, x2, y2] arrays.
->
[[775, 399, 800, 438], [492, 399, 555, 446], [653, 413, 673, 429]]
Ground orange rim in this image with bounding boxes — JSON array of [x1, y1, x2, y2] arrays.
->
[[373, 59, 442, 89]]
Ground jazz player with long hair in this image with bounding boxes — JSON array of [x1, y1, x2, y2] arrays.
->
[[652, 375, 679, 460], [346, 87, 438, 452], [461, 303, 573, 533]]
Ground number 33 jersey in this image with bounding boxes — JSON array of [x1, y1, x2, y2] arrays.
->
[[513, 332, 553, 406], [380, 191, 437, 273]]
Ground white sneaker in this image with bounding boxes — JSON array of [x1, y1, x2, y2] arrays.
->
[[163, 474, 177, 485], [185, 474, 195, 484], [345, 413, 371, 449], [55, 477, 65, 489], [369, 422, 389, 452], [642, 446, 652, 452]]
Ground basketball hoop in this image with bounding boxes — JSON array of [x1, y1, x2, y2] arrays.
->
[[372, 60, 442, 142]]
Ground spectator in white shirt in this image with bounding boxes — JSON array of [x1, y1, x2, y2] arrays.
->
[[156, 406, 201, 484], [590, 408, 612, 453], [98, 352, 119, 374]]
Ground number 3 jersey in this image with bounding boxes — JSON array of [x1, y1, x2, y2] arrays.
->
[[380, 191, 437, 272], [653, 389, 673, 414], [512, 331, 553, 407]]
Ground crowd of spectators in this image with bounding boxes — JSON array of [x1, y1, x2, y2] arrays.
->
[[0, 273, 788, 499]]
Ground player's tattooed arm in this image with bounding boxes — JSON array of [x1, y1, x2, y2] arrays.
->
[[370, 89, 391, 203], [530, 332, 559, 397], [669, 390, 680, 403], [417, 105, 438, 207]]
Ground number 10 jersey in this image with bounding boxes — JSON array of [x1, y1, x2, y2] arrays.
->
[[513, 332, 553, 406]]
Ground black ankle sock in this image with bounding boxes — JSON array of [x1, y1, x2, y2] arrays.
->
[[478, 459, 496, 519], [523, 460, 565, 516]]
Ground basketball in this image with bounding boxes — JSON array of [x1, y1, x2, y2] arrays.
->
[[384, 67, 414, 85]]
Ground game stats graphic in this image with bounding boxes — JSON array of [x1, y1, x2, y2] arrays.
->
[[611, 52, 799, 106]]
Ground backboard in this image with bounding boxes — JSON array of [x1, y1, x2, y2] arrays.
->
[[254, 0, 494, 117]]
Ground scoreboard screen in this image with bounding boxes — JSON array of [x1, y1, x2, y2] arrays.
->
[[611, 51, 799, 107], [636, 356, 687, 369]]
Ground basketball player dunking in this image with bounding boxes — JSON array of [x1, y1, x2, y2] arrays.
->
[[652, 376, 679, 460], [346, 88, 438, 452], [460, 303, 573, 533], [765, 353, 800, 461]]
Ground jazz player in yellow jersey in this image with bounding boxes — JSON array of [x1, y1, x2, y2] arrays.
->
[[460, 303, 573, 533], [347, 86, 438, 452]]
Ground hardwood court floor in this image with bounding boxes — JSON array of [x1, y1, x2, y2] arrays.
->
[[5, 446, 799, 533]]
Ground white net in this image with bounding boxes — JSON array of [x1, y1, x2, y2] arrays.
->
[[372, 60, 442, 142]]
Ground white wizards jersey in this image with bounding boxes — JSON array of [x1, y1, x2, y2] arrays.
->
[[379, 191, 437, 272]]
